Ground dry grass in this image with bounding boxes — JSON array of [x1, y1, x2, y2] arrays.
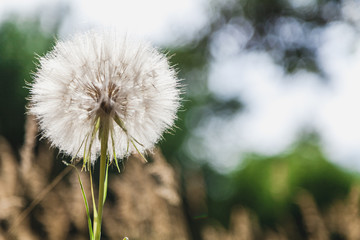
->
[[1, 114, 360, 239], [103, 149, 189, 240], [201, 188, 360, 240], [0, 115, 189, 239]]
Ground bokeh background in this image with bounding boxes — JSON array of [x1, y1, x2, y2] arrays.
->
[[1, 0, 360, 239]]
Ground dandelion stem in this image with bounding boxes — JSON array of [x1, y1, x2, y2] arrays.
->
[[94, 117, 109, 240]]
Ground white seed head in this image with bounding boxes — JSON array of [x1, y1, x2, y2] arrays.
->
[[29, 30, 181, 163]]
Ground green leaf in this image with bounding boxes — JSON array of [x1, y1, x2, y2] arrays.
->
[[89, 167, 98, 218], [83, 117, 100, 171], [113, 114, 128, 134], [110, 128, 121, 173], [103, 157, 110, 205], [113, 113, 147, 162], [130, 139, 147, 163], [65, 163, 94, 240]]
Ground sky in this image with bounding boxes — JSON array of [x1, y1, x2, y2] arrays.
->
[[0, 0, 210, 45], [1, 0, 360, 172]]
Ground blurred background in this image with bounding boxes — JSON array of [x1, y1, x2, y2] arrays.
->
[[1, 0, 360, 239]]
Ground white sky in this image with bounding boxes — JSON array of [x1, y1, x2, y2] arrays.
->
[[0, 0, 209, 45], [2, 0, 360, 172]]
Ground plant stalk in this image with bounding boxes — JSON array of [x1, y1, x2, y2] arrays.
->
[[94, 117, 109, 240]]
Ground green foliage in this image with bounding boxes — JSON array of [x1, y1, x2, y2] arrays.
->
[[206, 136, 358, 227], [159, 0, 358, 232], [0, 18, 54, 148]]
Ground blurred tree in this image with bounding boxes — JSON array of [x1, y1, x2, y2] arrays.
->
[[162, 0, 346, 164], [160, 0, 360, 236], [0, 18, 55, 150], [205, 134, 357, 228]]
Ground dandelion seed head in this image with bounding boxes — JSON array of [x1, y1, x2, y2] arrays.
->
[[30, 30, 181, 162]]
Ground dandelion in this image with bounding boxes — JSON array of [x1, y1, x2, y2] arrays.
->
[[29, 30, 181, 240], [30, 30, 180, 163]]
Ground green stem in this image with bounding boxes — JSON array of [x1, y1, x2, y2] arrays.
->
[[94, 117, 109, 240]]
